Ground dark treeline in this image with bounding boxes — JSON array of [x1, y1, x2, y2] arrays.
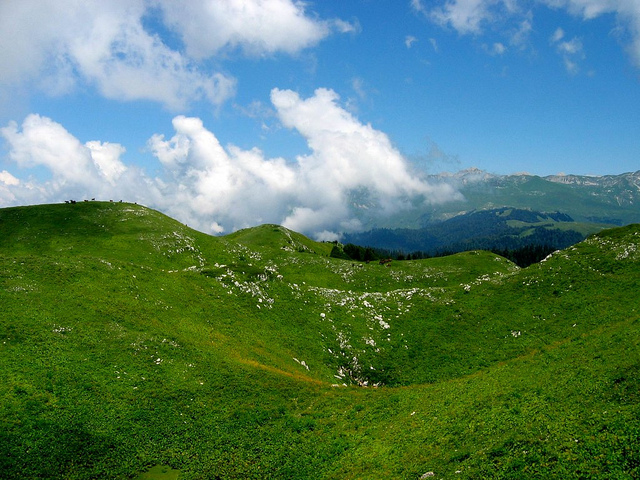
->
[[329, 243, 412, 262], [329, 243, 390, 262], [336, 208, 587, 268], [330, 229, 581, 268], [490, 244, 558, 267], [342, 208, 586, 257]]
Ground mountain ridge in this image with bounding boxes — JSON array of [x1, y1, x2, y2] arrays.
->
[[425, 168, 640, 225], [343, 206, 597, 260], [338, 169, 640, 257], [346, 169, 640, 231]]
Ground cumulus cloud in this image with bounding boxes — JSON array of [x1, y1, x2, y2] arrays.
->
[[270, 88, 460, 235], [155, 0, 346, 58], [147, 115, 297, 232], [0, 171, 19, 187], [2, 115, 109, 188], [0, 0, 348, 109], [0, 0, 232, 109], [0, 90, 460, 239], [86, 141, 128, 184], [0, 170, 21, 204], [421, 0, 640, 66], [147, 88, 459, 237], [0, 114, 155, 206], [271, 88, 435, 200]]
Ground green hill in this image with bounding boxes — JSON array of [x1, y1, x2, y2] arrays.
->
[[1, 202, 639, 479]]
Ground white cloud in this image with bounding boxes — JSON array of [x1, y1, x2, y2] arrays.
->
[[147, 114, 299, 233], [411, 0, 428, 15], [332, 18, 361, 35], [1, 115, 104, 187], [0, 92, 461, 238], [405, 35, 419, 48], [488, 42, 507, 54], [0, 0, 235, 110], [86, 141, 128, 184], [510, 16, 533, 46], [271, 88, 430, 200], [147, 86, 456, 237], [426, 0, 533, 46], [551, 27, 566, 43], [423, 0, 640, 66], [0, 0, 349, 109], [155, 0, 344, 58], [0, 114, 152, 204], [557, 36, 584, 54], [430, 0, 500, 34], [550, 28, 585, 73], [0, 171, 19, 186], [546, 0, 620, 20], [270, 88, 460, 236]]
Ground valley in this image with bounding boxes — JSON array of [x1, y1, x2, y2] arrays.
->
[[1, 202, 639, 479]]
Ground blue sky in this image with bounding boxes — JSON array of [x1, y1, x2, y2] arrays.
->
[[0, 0, 639, 238]]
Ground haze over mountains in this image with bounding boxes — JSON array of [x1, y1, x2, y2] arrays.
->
[[356, 169, 640, 229], [337, 169, 640, 256]]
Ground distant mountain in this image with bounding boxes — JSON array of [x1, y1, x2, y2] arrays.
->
[[421, 169, 640, 226], [348, 169, 640, 230], [343, 170, 640, 254], [343, 207, 589, 257]]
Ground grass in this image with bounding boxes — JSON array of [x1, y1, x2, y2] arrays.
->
[[1, 202, 639, 478]]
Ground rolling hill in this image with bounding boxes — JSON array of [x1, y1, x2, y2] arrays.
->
[[1, 202, 639, 479]]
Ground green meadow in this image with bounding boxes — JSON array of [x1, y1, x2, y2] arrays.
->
[[1, 202, 639, 479]]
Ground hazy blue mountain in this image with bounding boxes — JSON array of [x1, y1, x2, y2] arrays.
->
[[423, 169, 640, 226], [342, 170, 640, 254]]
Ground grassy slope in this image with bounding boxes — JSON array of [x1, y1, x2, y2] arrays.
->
[[1, 202, 639, 479]]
